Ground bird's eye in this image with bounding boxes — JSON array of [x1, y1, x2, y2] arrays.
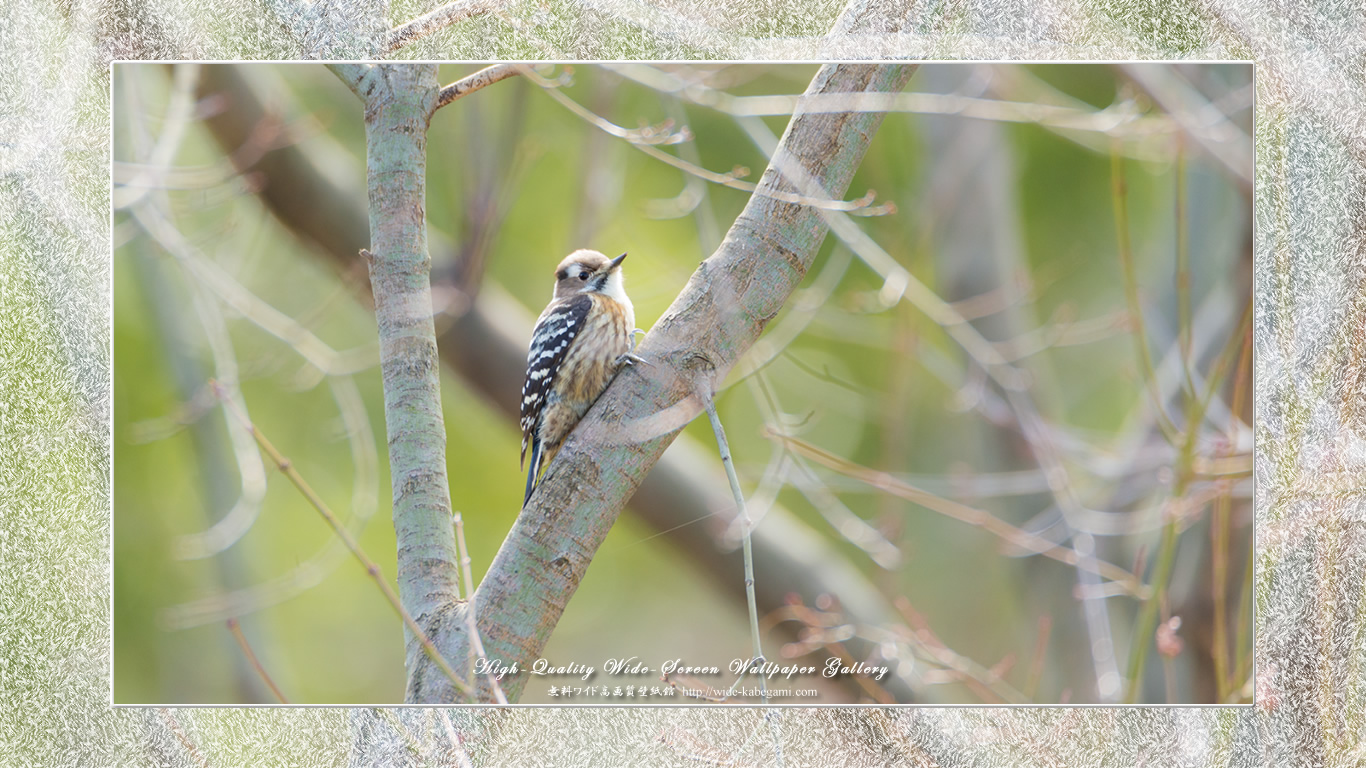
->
[[578, 273, 588, 281]]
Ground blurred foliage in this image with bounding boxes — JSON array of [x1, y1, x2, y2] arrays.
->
[[113, 63, 1252, 704]]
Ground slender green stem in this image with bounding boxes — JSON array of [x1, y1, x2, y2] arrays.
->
[[700, 383, 783, 766], [453, 513, 509, 704], [1125, 515, 1180, 703], [1175, 147, 1195, 400], [1124, 301, 1251, 702], [1210, 489, 1233, 701], [701, 389, 767, 700], [1232, 545, 1255, 697], [1211, 320, 1251, 701], [1111, 148, 1181, 445]]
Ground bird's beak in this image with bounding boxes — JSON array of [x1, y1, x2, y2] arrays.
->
[[609, 252, 627, 270]]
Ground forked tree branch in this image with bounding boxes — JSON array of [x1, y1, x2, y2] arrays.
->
[[420, 62, 918, 703], [195, 62, 922, 704]]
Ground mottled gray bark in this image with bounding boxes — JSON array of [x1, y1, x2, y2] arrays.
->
[[340, 65, 466, 696]]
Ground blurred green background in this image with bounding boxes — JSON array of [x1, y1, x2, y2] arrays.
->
[[113, 63, 1252, 704]]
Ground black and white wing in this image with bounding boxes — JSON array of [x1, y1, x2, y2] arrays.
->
[[520, 293, 593, 468]]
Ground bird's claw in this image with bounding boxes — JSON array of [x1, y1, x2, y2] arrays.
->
[[617, 352, 651, 367]]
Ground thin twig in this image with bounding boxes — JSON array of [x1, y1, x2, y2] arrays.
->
[[999, 382, 1123, 702], [374, 709, 431, 762], [1231, 539, 1255, 699], [385, 0, 503, 54], [130, 202, 379, 377], [1215, 322, 1253, 701], [760, 600, 898, 703], [1116, 64, 1254, 192], [136, 221, 271, 563], [1112, 147, 1182, 445], [698, 385, 768, 702], [697, 381, 783, 765], [520, 64, 893, 216], [1025, 615, 1052, 699], [158, 709, 209, 768], [114, 64, 200, 211], [225, 618, 289, 703], [453, 512, 509, 704], [1175, 147, 1195, 401], [1210, 283, 1251, 705], [1123, 301, 1251, 703], [613, 63, 1181, 137], [518, 64, 690, 144], [210, 380, 472, 697], [771, 430, 1147, 597], [166, 381, 379, 627], [438, 711, 476, 768], [891, 596, 1029, 704], [436, 63, 521, 110], [732, 112, 1026, 391]]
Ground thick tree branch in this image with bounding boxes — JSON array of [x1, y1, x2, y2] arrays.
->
[[196, 63, 923, 704], [326, 63, 372, 99], [338, 64, 467, 699], [423, 62, 918, 703]]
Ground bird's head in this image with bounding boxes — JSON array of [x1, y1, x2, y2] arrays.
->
[[552, 249, 628, 302]]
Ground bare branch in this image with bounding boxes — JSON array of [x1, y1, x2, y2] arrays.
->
[[435, 63, 520, 110], [772, 430, 1147, 597], [696, 381, 770, 707], [344, 64, 476, 704], [453, 512, 508, 704], [225, 618, 289, 704], [386, 0, 503, 54], [163, 376, 378, 628], [612, 63, 1185, 138], [213, 380, 472, 696], [523, 65, 896, 216]]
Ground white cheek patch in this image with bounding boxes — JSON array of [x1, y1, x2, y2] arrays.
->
[[600, 271, 632, 306]]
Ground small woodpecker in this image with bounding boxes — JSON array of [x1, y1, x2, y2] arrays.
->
[[520, 249, 642, 505]]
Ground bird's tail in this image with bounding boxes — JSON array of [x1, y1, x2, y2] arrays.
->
[[523, 438, 543, 506]]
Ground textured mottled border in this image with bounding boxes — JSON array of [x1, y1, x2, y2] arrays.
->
[[0, 0, 1356, 763]]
